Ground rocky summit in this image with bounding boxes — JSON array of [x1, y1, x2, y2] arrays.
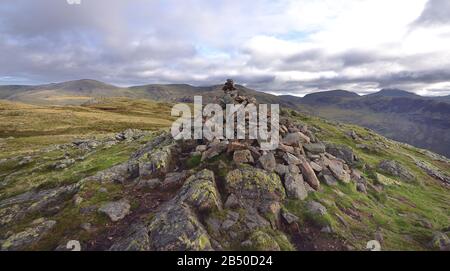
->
[[0, 80, 449, 251]]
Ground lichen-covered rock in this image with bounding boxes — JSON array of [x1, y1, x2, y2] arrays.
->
[[0, 183, 81, 226], [1, 219, 56, 251], [378, 160, 415, 182], [176, 169, 222, 212], [226, 167, 286, 207], [139, 145, 176, 178], [147, 204, 213, 251], [109, 224, 150, 251], [87, 163, 130, 184], [98, 200, 131, 222]]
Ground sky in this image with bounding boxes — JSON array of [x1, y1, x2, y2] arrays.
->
[[1, 0, 450, 96]]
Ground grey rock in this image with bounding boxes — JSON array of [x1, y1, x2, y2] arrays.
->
[[201, 141, 227, 161], [299, 157, 321, 190], [414, 160, 450, 185], [327, 159, 351, 183], [226, 168, 286, 208], [109, 223, 150, 251], [1, 219, 56, 251], [275, 164, 289, 177], [136, 178, 161, 190], [321, 173, 338, 186], [18, 156, 33, 166], [284, 173, 308, 200], [356, 182, 367, 193], [162, 171, 189, 190], [98, 200, 131, 222], [379, 160, 415, 182], [283, 153, 301, 165], [307, 201, 327, 216], [304, 143, 326, 154], [233, 150, 254, 164], [176, 169, 222, 212], [326, 143, 357, 165], [147, 204, 214, 251], [288, 165, 300, 174], [258, 153, 276, 172], [281, 209, 299, 224], [139, 145, 175, 178], [310, 161, 323, 172], [224, 194, 240, 209], [282, 132, 310, 146]]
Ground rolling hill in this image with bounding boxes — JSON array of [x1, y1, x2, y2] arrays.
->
[[1, 79, 449, 158]]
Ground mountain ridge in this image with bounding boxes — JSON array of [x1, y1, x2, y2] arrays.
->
[[1, 79, 450, 157]]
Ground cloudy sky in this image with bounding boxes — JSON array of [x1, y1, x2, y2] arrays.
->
[[1, 0, 450, 96]]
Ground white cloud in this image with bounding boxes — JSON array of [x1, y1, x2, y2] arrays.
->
[[0, 0, 449, 96]]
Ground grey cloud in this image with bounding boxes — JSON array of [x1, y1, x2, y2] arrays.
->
[[412, 0, 450, 27]]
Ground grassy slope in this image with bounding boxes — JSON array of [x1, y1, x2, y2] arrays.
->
[[0, 98, 175, 158], [285, 110, 450, 250]]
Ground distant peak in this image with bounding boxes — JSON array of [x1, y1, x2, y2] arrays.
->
[[371, 88, 418, 97], [304, 89, 360, 98]]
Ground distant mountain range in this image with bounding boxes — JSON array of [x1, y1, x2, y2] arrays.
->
[[280, 89, 450, 158], [1, 79, 449, 157]]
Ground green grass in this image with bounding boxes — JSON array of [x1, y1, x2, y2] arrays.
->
[[284, 110, 450, 250]]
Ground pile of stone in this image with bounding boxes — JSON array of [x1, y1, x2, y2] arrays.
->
[[105, 80, 365, 251]]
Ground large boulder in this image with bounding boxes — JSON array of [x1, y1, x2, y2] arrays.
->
[[176, 169, 222, 212], [226, 167, 286, 207], [147, 204, 214, 251]]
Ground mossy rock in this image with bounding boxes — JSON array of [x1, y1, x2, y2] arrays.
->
[[247, 231, 280, 251], [226, 167, 286, 204]]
